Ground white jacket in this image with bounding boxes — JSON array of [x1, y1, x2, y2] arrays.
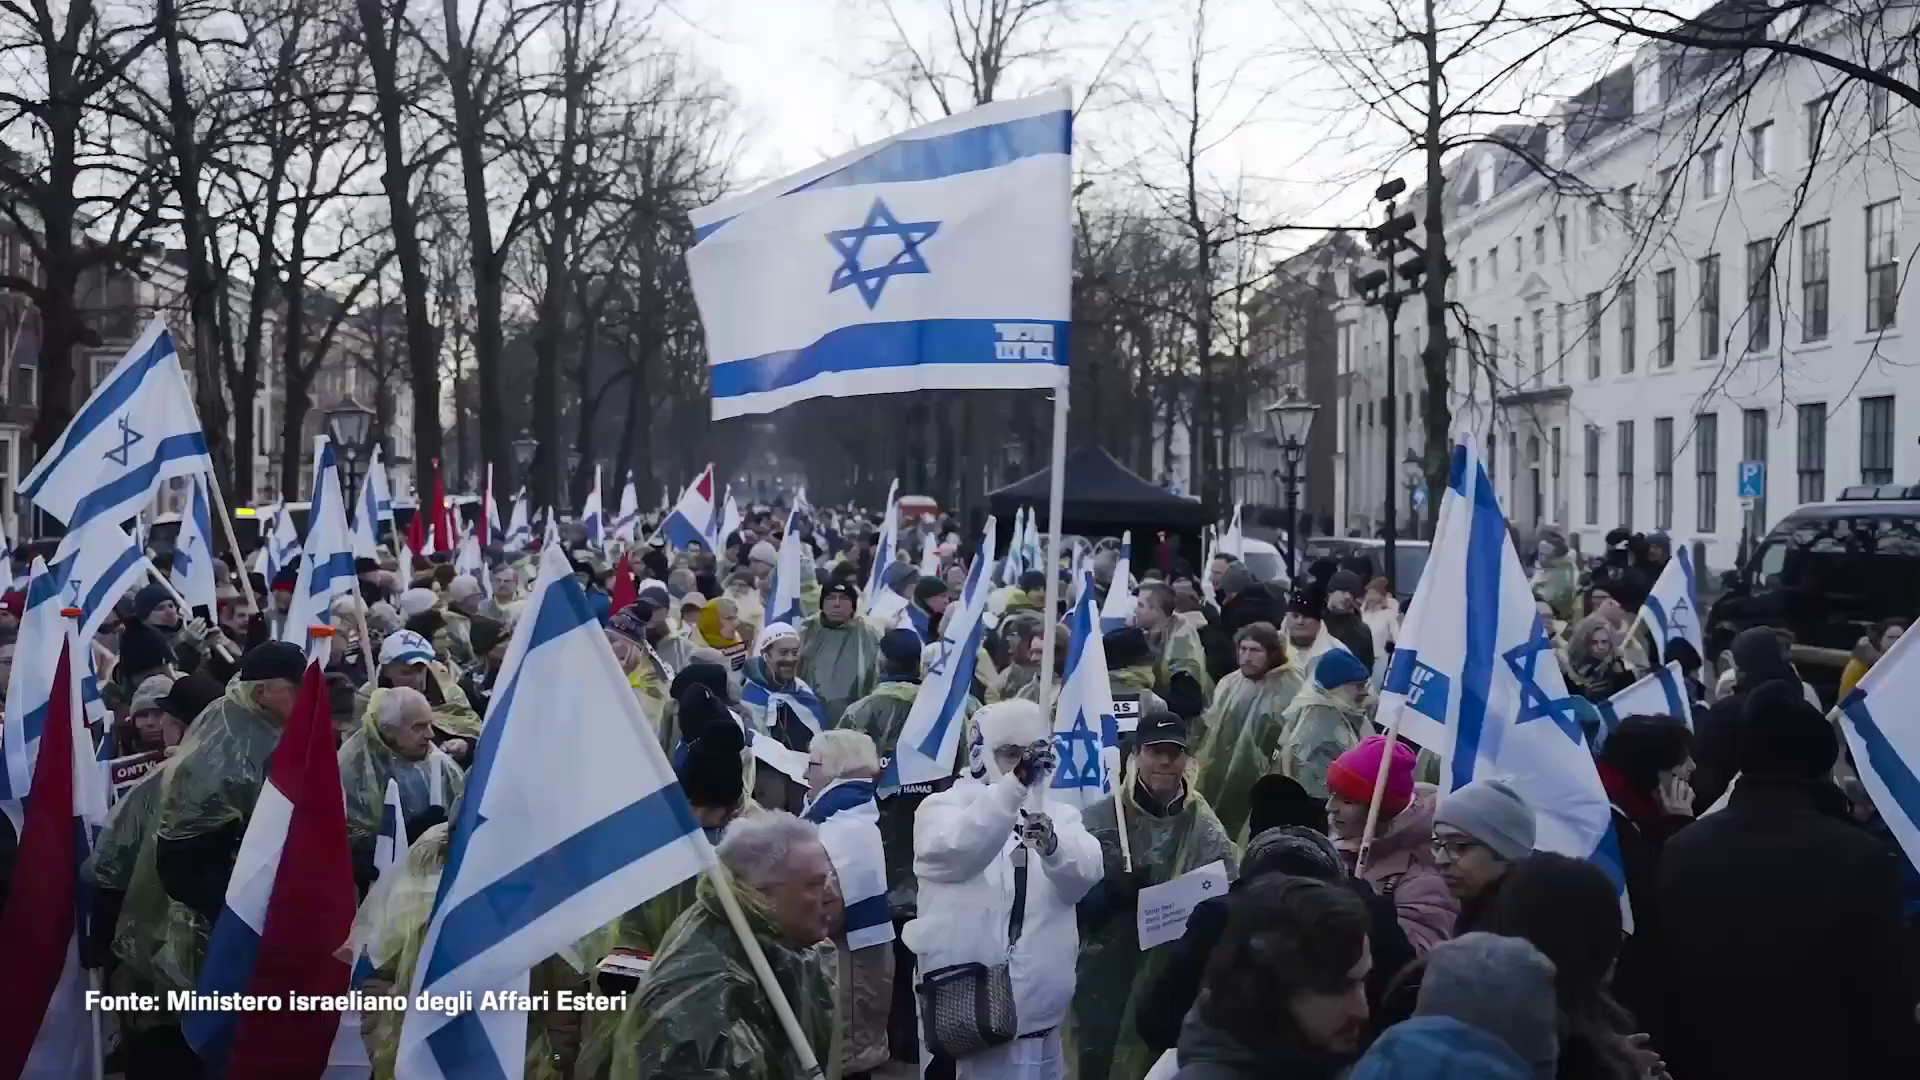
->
[[903, 774, 1104, 1036]]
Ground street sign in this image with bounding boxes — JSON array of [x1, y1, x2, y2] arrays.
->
[[1738, 460, 1766, 499]]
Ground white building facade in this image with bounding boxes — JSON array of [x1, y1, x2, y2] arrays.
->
[[1339, 20, 1920, 574]]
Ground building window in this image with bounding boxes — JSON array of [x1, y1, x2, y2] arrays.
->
[[1699, 253, 1721, 358], [1507, 430, 1518, 507], [1657, 164, 1678, 213], [1746, 238, 1773, 352], [1748, 120, 1772, 178], [1867, 199, 1899, 331], [1696, 412, 1719, 533], [1801, 220, 1830, 341], [1743, 407, 1768, 531], [1532, 308, 1545, 383], [1861, 396, 1896, 484], [1619, 278, 1637, 373], [1486, 321, 1499, 368], [1584, 425, 1601, 526], [1655, 269, 1676, 367], [1555, 302, 1567, 380], [0, 432, 11, 543], [1806, 92, 1835, 161], [1555, 214, 1567, 258], [1551, 426, 1563, 517], [1870, 65, 1897, 131], [1797, 402, 1827, 502], [1587, 200, 1603, 243], [1512, 316, 1522, 381], [1513, 236, 1523, 272], [1489, 247, 1499, 281], [1701, 143, 1722, 197], [1619, 184, 1637, 227], [1654, 417, 1674, 529], [13, 356, 35, 407], [1617, 420, 1635, 528], [1533, 225, 1545, 264], [1469, 256, 1479, 290], [1585, 292, 1602, 379]]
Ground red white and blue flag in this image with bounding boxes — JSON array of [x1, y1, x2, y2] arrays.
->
[[0, 633, 97, 1080], [660, 465, 716, 551], [181, 638, 370, 1078]]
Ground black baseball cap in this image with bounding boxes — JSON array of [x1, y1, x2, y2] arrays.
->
[[1135, 710, 1188, 751], [823, 581, 858, 604]]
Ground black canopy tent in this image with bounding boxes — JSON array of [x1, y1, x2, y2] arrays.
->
[[986, 446, 1207, 571]]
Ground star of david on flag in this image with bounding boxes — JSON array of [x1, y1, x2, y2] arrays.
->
[[827, 199, 940, 308], [104, 416, 144, 466], [1051, 562, 1122, 810]]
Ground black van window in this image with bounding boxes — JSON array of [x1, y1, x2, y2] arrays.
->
[[1770, 514, 1920, 590]]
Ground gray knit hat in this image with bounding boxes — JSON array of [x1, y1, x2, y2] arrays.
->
[[1416, 932, 1560, 1080], [1433, 777, 1536, 861]]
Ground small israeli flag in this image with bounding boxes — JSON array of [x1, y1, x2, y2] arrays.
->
[[861, 480, 901, 618], [690, 91, 1072, 419], [1099, 530, 1137, 633], [172, 472, 218, 612], [881, 516, 996, 790], [1837, 622, 1920, 872], [1636, 546, 1703, 663], [1596, 662, 1692, 743], [1053, 564, 1122, 811], [280, 437, 358, 652]]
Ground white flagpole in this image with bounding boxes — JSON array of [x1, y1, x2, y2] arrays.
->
[[1029, 385, 1070, 821], [202, 468, 262, 616]]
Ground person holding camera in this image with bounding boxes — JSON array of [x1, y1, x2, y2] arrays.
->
[[904, 700, 1103, 1080]]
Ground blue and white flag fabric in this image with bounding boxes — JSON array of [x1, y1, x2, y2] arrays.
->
[[542, 507, 562, 553], [741, 669, 829, 738], [1636, 546, 1703, 664], [172, 472, 218, 612], [349, 779, 406, 987], [861, 480, 901, 618], [717, 486, 742, 551], [280, 437, 357, 652], [581, 466, 606, 552], [918, 529, 941, 578], [660, 467, 716, 551], [1200, 526, 1218, 608], [1596, 662, 1691, 744], [882, 517, 996, 791], [366, 443, 395, 526], [1020, 510, 1041, 575], [1837, 618, 1920, 871], [1052, 564, 1122, 811], [689, 90, 1072, 419], [265, 501, 302, 582], [1378, 433, 1624, 917], [484, 469, 506, 549], [22, 318, 213, 557], [614, 472, 640, 545], [1100, 530, 1137, 633], [999, 506, 1028, 585], [803, 779, 894, 951], [757, 510, 804, 645], [1221, 503, 1245, 560], [394, 543, 716, 1080], [3, 550, 143, 803], [505, 490, 531, 551]]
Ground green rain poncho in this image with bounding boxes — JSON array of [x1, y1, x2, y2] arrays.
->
[[838, 679, 977, 914], [338, 687, 466, 844], [1192, 667, 1304, 843], [603, 870, 840, 1080], [1069, 775, 1238, 1080], [1268, 682, 1371, 800], [357, 823, 611, 1080], [87, 763, 189, 1036], [1154, 618, 1213, 702], [798, 611, 880, 727]]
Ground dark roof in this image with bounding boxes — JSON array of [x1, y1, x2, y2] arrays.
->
[[988, 446, 1208, 531]]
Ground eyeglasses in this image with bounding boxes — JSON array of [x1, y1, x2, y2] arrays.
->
[[1431, 835, 1488, 862]]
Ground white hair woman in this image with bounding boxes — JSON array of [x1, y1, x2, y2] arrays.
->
[[801, 730, 894, 1075]]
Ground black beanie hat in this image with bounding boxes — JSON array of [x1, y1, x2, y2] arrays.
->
[[159, 672, 224, 726], [671, 662, 732, 706], [1103, 626, 1152, 670], [238, 640, 307, 684], [677, 712, 745, 810], [880, 628, 924, 669], [1018, 570, 1047, 592], [914, 575, 950, 604], [1737, 679, 1839, 779]]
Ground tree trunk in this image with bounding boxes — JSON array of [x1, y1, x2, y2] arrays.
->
[[1419, 0, 1452, 521]]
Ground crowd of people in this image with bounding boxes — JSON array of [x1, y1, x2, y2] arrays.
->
[[1, 500, 1916, 1080]]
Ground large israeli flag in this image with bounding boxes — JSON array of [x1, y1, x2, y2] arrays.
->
[[22, 318, 213, 555], [1635, 546, 1702, 663], [395, 544, 715, 1079], [881, 517, 996, 791], [280, 437, 358, 651], [1053, 564, 1122, 811], [861, 479, 901, 617], [689, 90, 1072, 419], [1378, 434, 1623, 911], [1099, 530, 1137, 633], [1837, 620, 1920, 871], [172, 472, 218, 612]]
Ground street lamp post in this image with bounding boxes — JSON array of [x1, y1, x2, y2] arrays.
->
[[1401, 448, 1425, 543], [324, 394, 376, 518], [565, 448, 583, 508], [512, 430, 538, 493], [1264, 386, 1320, 578]]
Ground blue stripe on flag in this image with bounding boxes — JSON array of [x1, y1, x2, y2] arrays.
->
[[81, 547, 143, 617], [661, 511, 706, 549], [24, 331, 176, 499], [844, 893, 890, 937], [1656, 667, 1686, 721], [1643, 594, 1669, 642], [64, 432, 210, 535], [1450, 449, 1507, 792], [1841, 688, 1920, 824], [695, 109, 1072, 242], [180, 905, 261, 1065], [709, 319, 1070, 400], [426, 1010, 514, 1080]]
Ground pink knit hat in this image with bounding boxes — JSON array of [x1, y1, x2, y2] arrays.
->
[[1327, 735, 1417, 815]]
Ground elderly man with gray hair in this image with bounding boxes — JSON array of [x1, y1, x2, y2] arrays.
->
[[337, 685, 463, 890], [803, 730, 894, 1077], [626, 811, 843, 1080]]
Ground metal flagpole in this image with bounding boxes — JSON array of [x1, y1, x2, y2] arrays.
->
[[202, 468, 263, 616], [1028, 386, 1070, 820]]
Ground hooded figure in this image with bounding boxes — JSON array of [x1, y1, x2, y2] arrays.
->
[[1529, 527, 1579, 623], [695, 595, 749, 672], [606, 600, 676, 723], [338, 685, 464, 881], [799, 580, 880, 726], [837, 628, 979, 917], [1269, 648, 1372, 800], [1193, 622, 1305, 843], [904, 700, 1104, 1079], [1070, 713, 1238, 1080]]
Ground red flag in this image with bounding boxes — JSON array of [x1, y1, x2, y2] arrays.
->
[[0, 639, 81, 1076], [609, 554, 637, 613], [407, 505, 426, 559], [430, 458, 453, 555], [225, 657, 359, 1076]]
